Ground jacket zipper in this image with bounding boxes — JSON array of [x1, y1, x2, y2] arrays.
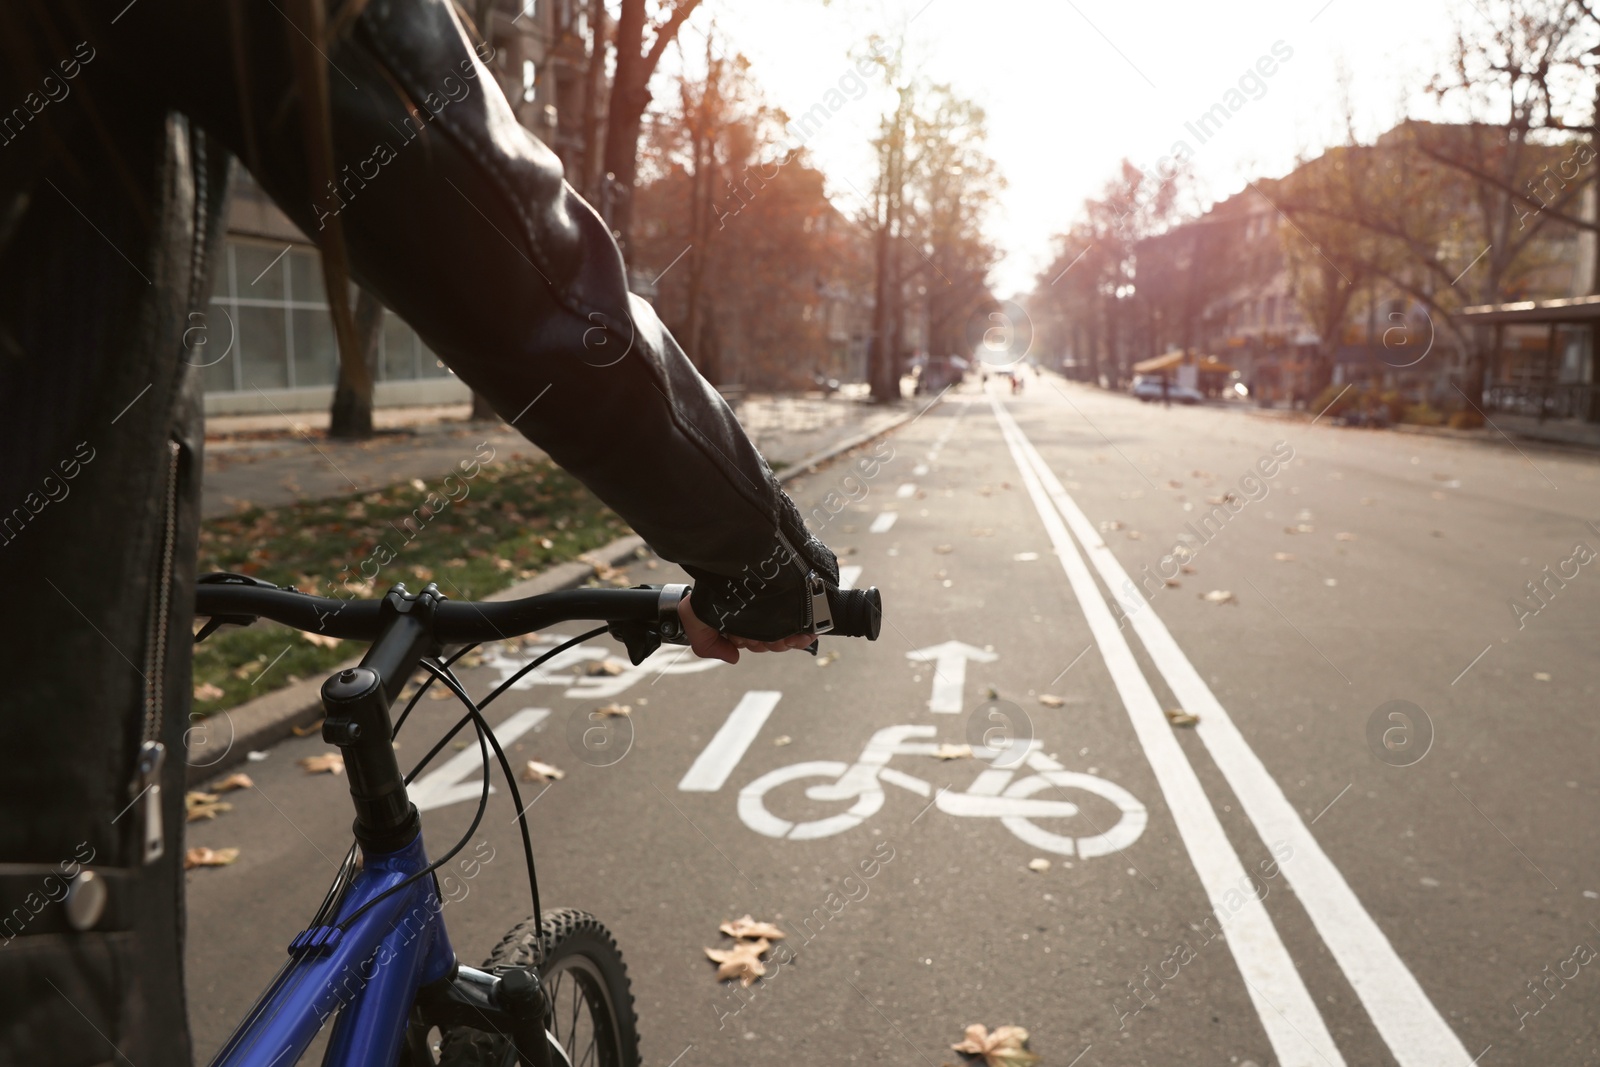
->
[[132, 439, 180, 865], [775, 530, 832, 635]]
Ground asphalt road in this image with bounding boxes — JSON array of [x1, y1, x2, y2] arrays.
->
[[185, 374, 1600, 1066]]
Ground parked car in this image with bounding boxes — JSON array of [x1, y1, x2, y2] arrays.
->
[[1131, 375, 1203, 404]]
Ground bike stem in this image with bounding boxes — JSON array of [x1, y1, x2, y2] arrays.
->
[[319, 583, 442, 854]]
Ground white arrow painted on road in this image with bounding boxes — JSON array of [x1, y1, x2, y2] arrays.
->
[[411, 707, 549, 813], [906, 641, 997, 714]]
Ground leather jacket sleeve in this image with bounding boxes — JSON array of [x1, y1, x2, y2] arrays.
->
[[135, 0, 840, 640]]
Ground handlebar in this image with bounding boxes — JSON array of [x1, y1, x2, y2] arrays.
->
[[194, 573, 883, 652]]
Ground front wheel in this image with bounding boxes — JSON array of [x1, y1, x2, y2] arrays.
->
[[437, 909, 640, 1067]]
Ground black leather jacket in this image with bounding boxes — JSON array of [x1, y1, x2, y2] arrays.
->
[[0, 2, 835, 1062]]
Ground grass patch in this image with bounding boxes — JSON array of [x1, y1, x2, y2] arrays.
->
[[191, 455, 629, 716]]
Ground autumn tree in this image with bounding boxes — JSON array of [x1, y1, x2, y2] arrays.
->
[[603, 0, 703, 257]]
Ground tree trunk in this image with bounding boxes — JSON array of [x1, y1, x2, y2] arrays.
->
[[329, 288, 385, 440], [578, 0, 608, 202], [469, 390, 498, 422], [602, 0, 701, 260]]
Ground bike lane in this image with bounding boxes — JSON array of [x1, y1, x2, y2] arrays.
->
[[184, 384, 1286, 1066]]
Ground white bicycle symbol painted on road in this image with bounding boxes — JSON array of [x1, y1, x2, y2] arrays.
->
[[738, 724, 1147, 857]]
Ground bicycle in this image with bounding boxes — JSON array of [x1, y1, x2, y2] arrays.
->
[[737, 724, 1146, 857], [192, 571, 882, 1066]]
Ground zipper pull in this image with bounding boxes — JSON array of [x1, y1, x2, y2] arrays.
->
[[134, 741, 167, 865], [806, 571, 833, 635]]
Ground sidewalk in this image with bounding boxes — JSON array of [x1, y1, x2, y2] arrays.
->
[[202, 392, 915, 519], [1240, 401, 1600, 456]]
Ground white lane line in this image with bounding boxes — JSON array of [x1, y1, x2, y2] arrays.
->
[[678, 691, 782, 792], [411, 708, 549, 812], [996, 398, 1473, 1067], [838, 565, 863, 591], [897, 483, 917, 498], [989, 396, 1344, 1067], [869, 512, 899, 534]]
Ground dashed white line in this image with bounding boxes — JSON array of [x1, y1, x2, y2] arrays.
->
[[679, 691, 782, 792], [897, 483, 917, 498], [838, 565, 863, 590], [869, 512, 899, 534]]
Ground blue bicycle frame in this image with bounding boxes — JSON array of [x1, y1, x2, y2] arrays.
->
[[206, 832, 455, 1067]]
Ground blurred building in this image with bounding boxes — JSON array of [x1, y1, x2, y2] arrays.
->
[[203, 0, 598, 415]]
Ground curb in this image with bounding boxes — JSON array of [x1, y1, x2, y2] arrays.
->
[[185, 395, 938, 785], [773, 396, 940, 484]]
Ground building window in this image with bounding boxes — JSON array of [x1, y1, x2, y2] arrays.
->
[[204, 238, 441, 394], [523, 60, 537, 103]]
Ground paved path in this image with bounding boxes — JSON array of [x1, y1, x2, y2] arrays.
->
[[185, 374, 1600, 1065], [201, 394, 907, 519]]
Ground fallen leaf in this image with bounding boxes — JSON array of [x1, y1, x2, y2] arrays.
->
[[1181, 565, 1197, 575], [184, 846, 240, 870], [194, 681, 224, 702], [186, 796, 233, 822], [586, 659, 626, 677], [1163, 578, 1181, 588], [291, 718, 325, 736], [934, 544, 954, 554], [720, 915, 787, 941], [773, 735, 793, 746], [1127, 530, 1142, 540], [595, 703, 632, 718], [522, 759, 566, 782], [1027, 858, 1051, 873], [970, 528, 994, 537], [951, 1023, 1041, 1067], [299, 752, 345, 775], [932, 743, 973, 760], [1013, 552, 1039, 562], [1167, 479, 1183, 489], [705, 938, 771, 987], [1201, 589, 1238, 605], [214, 773, 254, 792], [302, 632, 342, 649], [1534, 671, 1552, 682], [1166, 708, 1200, 727], [1284, 524, 1315, 534], [1100, 520, 1124, 532], [1335, 532, 1358, 542], [1037, 694, 1065, 708], [1273, 552, 1296, 562], [816, 650, 840, 667]]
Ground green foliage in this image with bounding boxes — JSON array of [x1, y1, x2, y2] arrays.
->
[[1403, 402, 1446, 426], [190, 457, 628, 715]]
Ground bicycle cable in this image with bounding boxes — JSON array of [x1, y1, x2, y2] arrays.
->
[[335, 671, 493, 930], [391, 640, 480, 740]]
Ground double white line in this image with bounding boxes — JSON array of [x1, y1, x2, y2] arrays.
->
[[989, 396, 1471, 1067]]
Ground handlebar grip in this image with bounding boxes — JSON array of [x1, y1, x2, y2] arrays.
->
[[826, 586, 882, 640]]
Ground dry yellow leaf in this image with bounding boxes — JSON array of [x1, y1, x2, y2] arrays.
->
[[301, 631, 342, 649], [720, 915, 786, 941], [1335, 531, 1358, 541], [1166, 708, 1200, 727], [299, 752, 345, 775], [595, 703, 632, 718], [1273, 552, 1296, 562], [193, 681, 224, 702], [291, 719, 325, 736], [704, 938, 770, 986], [184, 847, 240, 870], [1201, 590, 1238, 605], [1027, 858, 1051, 873], [522, 759, 566, 783], [932, 743, 973, 760], [585, 659, 625, 677], [951, 1023, 1041, 1067], [1037, 694, 1065, 708]]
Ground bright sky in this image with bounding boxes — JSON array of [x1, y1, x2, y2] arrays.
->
[[696, 0, 1467, 295]]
